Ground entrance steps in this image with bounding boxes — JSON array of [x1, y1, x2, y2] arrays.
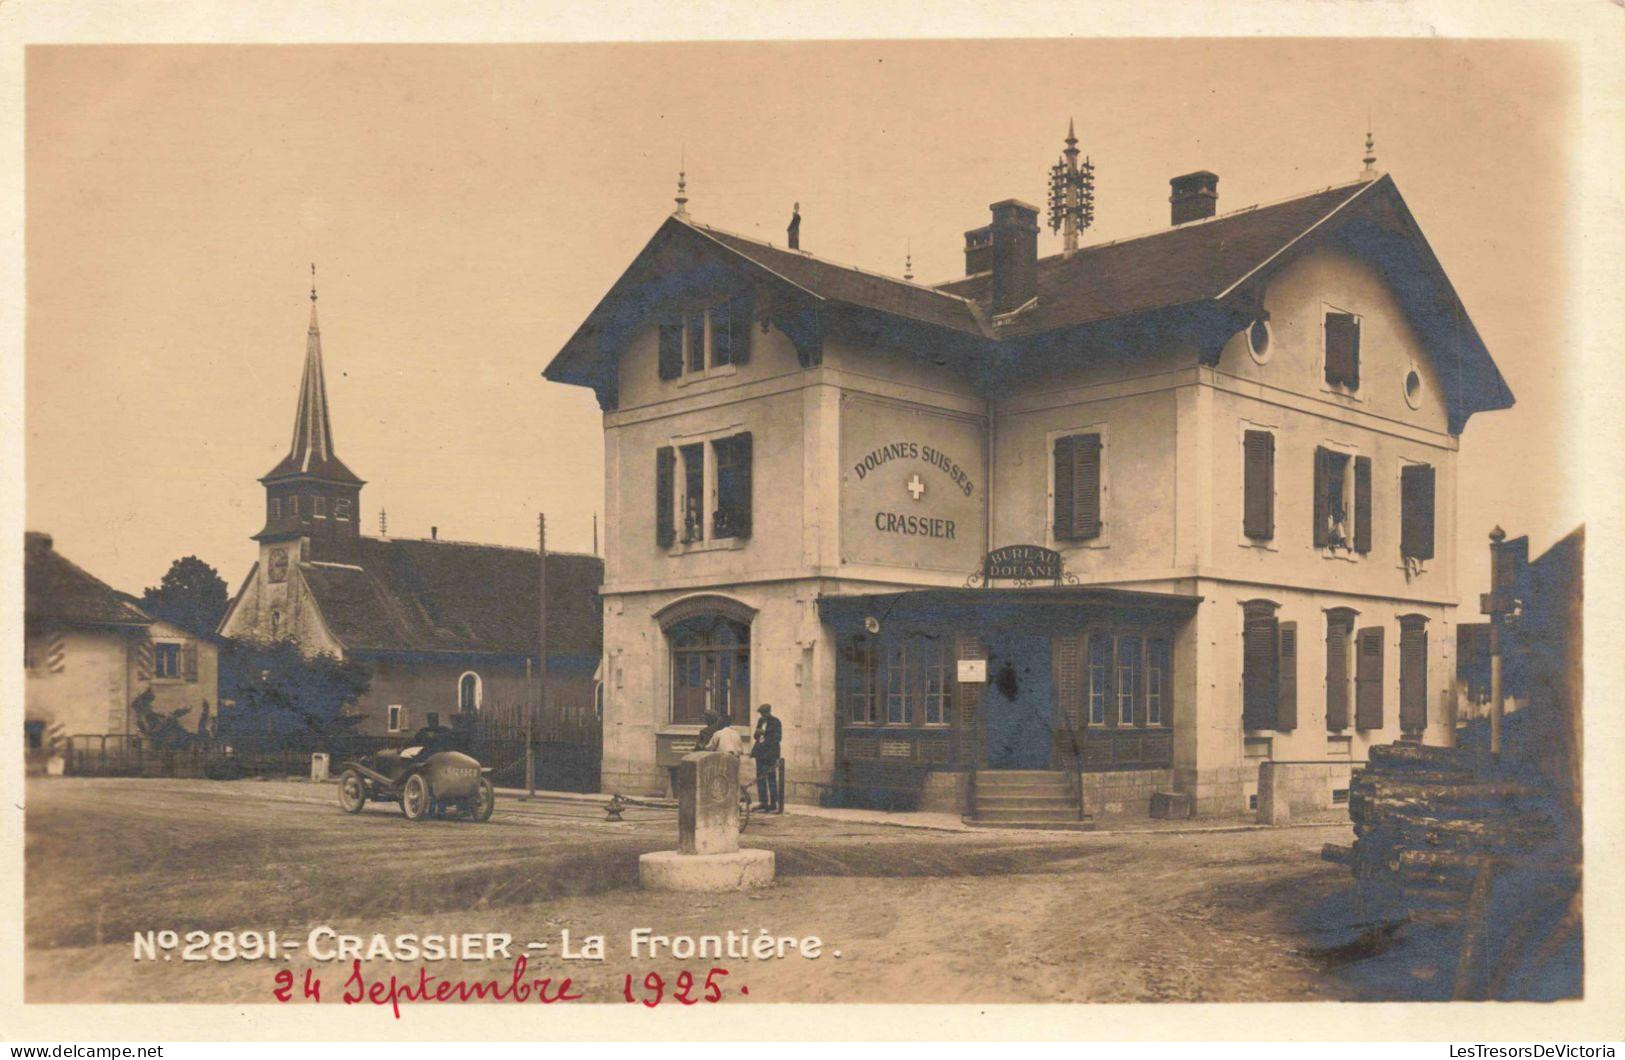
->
[[966, 770, 1092, 831]]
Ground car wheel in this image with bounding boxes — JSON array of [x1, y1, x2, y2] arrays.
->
[[338, 769, 367, 814], [401, 773, 431, 821], [470, 777, 495, 822]]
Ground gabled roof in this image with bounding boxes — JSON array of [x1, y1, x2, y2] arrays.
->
[[546, 173, 1512, 433], [24, 532, 151, 629], [935, 181, 1374, 336], [297, 536, 603, 658]]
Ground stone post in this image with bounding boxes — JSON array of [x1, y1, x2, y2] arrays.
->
[[1256, 760, 1291, 825], [677, 751, 739, 855]]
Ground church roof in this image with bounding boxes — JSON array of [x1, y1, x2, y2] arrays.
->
[[263, 284, 363, 485], [24, 532, 152, 629], [296, 536, 602, 659]]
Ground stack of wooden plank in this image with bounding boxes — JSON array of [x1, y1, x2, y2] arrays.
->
[[1322, 741, 1580, 999]]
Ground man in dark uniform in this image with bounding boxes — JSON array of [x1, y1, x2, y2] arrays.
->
[[751, 703, 782, 812]]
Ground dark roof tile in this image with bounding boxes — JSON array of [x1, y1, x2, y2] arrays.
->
[[24, 533, 151, 628]]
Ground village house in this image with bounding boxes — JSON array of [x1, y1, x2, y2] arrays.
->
[[217, 278, 603, 737], [544, 131, 1512, 821], [24, 531, 220, 756]]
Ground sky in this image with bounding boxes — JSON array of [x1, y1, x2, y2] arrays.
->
[[25, 39, 1574, 601]]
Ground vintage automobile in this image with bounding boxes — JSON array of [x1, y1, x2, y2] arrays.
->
[[336, 739, 496, 822]]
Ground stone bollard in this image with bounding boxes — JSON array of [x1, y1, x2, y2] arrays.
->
[[639, 751, 775, 892], [1256, 760, 1291, 826]]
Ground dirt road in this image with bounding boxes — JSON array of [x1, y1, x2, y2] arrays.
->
[[26, 777, 1364, 1005]]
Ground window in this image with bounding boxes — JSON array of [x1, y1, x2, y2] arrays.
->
[[1399, 616, 1428, 733], [24, 636, 41, 674], [1324, 311, 1361, 389], [1404, 368, 1423, 410], [1116, 635, 1141, 726], [1242, 601, 1296, 731], [1314, 448, 1371, 553], [154, 642, 181, 679], [269, 611, 281, 638], [1247, 318, 1272, 363], [669, 614, 751, 726], [845, 635, 879, 724], [289, 496, 300, 518], [458, 672, 482, 713], [334, 498, 351, 521], [1052, 432, 1102, 542], [387, 704, 406, 733], [1400, 463, 1436, 561], [1087, 632, 1110, 725], [1355, 626, 1385, 730], [1325, 608, 1357, 732], [1147, 638, 1171, 726], [1243, 429, 1275, 541], [313, 496, 326, 518], [845, 632, 950, 727], [679, 443, 705, 543], [657, 434, 755, 548], [657, 297, 754, 381], [270, 497, 282, 521]]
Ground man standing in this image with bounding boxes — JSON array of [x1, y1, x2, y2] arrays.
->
[[752, 703, 782, 812]]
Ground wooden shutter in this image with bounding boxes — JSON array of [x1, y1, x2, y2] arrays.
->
[[1325, 617, 1351, 731], [1353, 456, 1372, 554], [1325, 312, 1360, 387], [1243, 430, 1275, 540], [1242, 613, 1279, 730], [1074, 434, 1102, 540], [1355, 626, 1384, 730], [1313, 448, 1331, 548], [730, 295, 753, 364], [1053, 436, 1075, 540], [1401, 464, 1436, 560], [655, 446, 676, 548], [1276, 621, 1297, 730], [733, 432, 753, 538], [1399, 621, 1428, 732], [182, 641, 199, 683], [657, 321, 683, 380]]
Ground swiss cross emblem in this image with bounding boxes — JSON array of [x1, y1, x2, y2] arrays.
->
[[906, 473, 925, 501]]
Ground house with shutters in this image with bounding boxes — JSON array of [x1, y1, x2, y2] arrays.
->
[[216, 279, 603, 738], [544, 133, 1511, 820], [24, 531, 220, 756]]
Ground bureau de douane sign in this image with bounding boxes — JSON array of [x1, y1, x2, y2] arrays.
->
[[980, 545, 1065, 585]]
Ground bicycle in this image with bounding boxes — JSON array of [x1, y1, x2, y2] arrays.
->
[[738, 783, 753, 832]]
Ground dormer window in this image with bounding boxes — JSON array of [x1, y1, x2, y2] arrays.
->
[[656, 296, 753, 381]]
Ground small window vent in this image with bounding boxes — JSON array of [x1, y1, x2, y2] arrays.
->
[[1331, 788, 1350, 805]]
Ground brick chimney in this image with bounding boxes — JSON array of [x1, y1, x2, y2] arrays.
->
[[1170, 171, 1219, 225], [985, 199, 1040, 314]]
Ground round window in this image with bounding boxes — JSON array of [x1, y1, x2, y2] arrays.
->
[[1247, 318, 1272, 363], [1404, 368, 1423, 409]]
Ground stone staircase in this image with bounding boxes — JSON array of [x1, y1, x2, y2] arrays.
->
[[966, 770, 1093, 830]]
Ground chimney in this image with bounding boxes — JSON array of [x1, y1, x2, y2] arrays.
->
[[431, 526, 438, 540], [1169, 171, 1219, 225], [963, 225, 993, 275], [787, 203, 801, 251], [987, 199, 1040, 314]]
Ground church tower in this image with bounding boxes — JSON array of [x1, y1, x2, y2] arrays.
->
[[254, 267, 364, 565]]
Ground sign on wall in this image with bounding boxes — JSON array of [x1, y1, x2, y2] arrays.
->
[[838, 394, 987, 571], [957, 659, 987, 683]]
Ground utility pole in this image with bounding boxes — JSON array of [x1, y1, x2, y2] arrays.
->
[[1487, 526, 1506, 755], [530, 512, 548, 797]]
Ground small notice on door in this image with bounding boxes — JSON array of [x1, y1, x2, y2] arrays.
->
[[957, 659, 987, 683]]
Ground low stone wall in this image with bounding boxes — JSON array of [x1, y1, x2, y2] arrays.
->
[[1082, 769, 1173, 819]]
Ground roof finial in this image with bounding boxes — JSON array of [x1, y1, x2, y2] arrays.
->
[[307, 262, 319, 332], [1361, 116, 1378, 180], [904, 238, 913, 282], [674, 147, 689, 217], [1049, 118, 1095, 258]]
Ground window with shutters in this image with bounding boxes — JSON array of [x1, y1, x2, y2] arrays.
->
[[1052, 431, 1104, 543], [1323, 309, 1361, 390], [1242, 600, 1282, 731], [1355, 625, 1385, 730], [1398, 615, 1428, 733], [387, 704, 406, 733], [153, 641, 182, 680], [680, 444, 705, 542], [1314, 447, 1371, 554], [1324, 608, 1357, 732], [1400, 462, 1436, 562], [712, 433, 753, 539], [658, 432, 755, 549], [657, 296, 755, 381], [1242, 428, 1275, 542]]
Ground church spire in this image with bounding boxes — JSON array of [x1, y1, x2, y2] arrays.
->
[[262, 265, 362, 486]]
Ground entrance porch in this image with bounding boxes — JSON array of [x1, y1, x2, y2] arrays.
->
[[818, 586, 1201, 818]]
